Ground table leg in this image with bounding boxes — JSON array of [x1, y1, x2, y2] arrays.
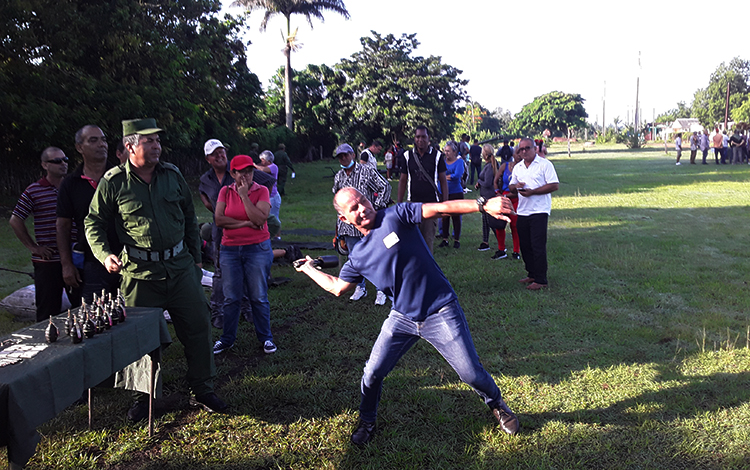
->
[[88, 388, 92, 430], [148, 357, 155, 437]]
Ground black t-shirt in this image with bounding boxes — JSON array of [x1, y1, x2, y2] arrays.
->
[[397, 146, 446, 203], [469, 144, 482, 164], [57, 164, 123, 262], [730, 134, 744, 147]]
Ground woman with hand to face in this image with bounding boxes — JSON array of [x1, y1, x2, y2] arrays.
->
[[213, 155, 277, 355]]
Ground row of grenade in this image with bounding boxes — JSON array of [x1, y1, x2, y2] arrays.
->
[[45, 289, 127, 343]]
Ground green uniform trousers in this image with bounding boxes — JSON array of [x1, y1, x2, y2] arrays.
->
[[121, 265, 216, 396]]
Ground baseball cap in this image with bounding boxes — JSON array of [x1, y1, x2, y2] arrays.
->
[[229, 155, 257, 171], [334, 143, 354, 156], [204, 139, 227, 156]]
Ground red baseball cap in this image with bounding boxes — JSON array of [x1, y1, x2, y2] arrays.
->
[[230, 155, 257, 171]]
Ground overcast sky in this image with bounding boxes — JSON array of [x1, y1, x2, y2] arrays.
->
[[222, 0, 749, 126]]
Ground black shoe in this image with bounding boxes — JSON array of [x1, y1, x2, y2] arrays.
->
[[283, 244, 304, 265], [127, 400, 150, 422], [478, 242, 490, 251], [190, 392, 228, 413], [491, 250, 507, 260], [437, 240, 449, 248], [453, 241, 460, 249], [511, 252, 521, 260], [351, 420, 377, 445], [492, 404, 519, 436]]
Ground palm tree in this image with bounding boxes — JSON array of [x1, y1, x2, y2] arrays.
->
[[233, 0, 350, 130]]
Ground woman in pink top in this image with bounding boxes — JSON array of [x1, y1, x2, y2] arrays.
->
[[213, 155, 276, 355]]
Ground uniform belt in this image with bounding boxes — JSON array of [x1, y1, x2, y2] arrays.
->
[[125, 240, 184, 262]]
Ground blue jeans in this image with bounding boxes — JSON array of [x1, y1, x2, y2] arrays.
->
[[344, 235, 366, 290], [269, 192, 282, 221], [220, 240, 274, 346], [359, 299, 502, 422]]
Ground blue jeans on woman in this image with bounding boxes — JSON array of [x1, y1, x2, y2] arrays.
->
[[358, 299, 503, 422], [219, 239, 274, 347]]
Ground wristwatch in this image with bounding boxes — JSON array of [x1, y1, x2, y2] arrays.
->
[[476, 196, 487, 213]]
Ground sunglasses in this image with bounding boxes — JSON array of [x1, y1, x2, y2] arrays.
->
[[45, 157, 69, 164], [517, 146, 534, 152]]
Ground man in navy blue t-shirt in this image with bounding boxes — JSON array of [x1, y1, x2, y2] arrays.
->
[[295, 187, 519, 445]]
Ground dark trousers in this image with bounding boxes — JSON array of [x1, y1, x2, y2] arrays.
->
[[469, 162, 481, 185], [701, 149, 708, 164], [517, 213, 549, 285], [33, 261, 65, 322], [441, 192, 464, 240], [81, 259, 120, 303], [714, 148, 721, 164]]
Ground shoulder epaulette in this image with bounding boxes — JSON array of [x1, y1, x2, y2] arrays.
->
[[102, 165, 124, 181], [162, 162, 180, 173]]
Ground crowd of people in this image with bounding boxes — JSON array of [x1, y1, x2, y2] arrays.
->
[[673, 128, 750, 165], [10, 119, 559, 446]]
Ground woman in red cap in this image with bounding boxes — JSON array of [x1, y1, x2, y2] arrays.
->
[[213, 155, 277, 355]]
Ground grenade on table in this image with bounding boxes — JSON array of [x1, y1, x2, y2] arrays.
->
[[117, 296, 126, 322], [45, 316, 59, 343], [64, 309, 73, 336], [105, 304, 114, 328], [95, 308, 106, 334], [99, 305, 110, 330], [292, 255, 339, 269], [83, 312, 96, 339], [72, 320, 84, 344]]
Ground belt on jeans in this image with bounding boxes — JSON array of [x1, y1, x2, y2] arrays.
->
[[125, 240, 184, 262]]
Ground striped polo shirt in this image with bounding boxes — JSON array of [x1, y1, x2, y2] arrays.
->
[[12, 177, 60, 262]]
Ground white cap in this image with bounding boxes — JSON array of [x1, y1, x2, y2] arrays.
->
[[204, 139, 227, 156]]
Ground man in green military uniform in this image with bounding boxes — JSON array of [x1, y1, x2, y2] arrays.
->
[[274, 143, 294, 197], [85, 118, 226, 419]]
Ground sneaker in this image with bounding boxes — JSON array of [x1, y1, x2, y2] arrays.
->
[[477, 242, 490, 251], [492, 404, 520, 436], [675, 162, 681, 165], [492, 250, 508, 260], [453, 241, 460, 249], [127, 400, 150, 422], [190, 392, 228, 413], [351, 420, 377, 446], [374, 291, 387, 305], [349, 285, 367, 301], [263, 340, 277, 354], [511, 252, 521, 260], [437, 240, 449, 248], [213, 340, 232, 355], [283, 244, 304, 265]]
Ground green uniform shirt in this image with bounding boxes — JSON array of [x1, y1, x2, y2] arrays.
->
[[274, 150, 294, 177], [85, 160, 202, 280]]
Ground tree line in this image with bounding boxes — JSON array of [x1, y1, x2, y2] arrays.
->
[[1, 0, 588, 195]]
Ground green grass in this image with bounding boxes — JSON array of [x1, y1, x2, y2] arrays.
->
[[3, 145, 750, 469]]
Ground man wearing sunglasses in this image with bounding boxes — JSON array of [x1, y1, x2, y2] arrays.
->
[[57, 125, 122, 304], [509, 138, 559, 291], [10, 147, 70, 321]]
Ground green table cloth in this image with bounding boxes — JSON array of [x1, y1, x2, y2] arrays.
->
[[0, 307, 170, 468]]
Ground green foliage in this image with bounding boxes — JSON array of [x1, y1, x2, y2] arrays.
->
[[692, 57, 749, 128], [655, 101, 692, 124], [453, 103, 510, 141], [0, 0, 263, 194], [509, 91, 588, 138], [731, 96, 750, 124], [328, 31, 467, 144], [623, 126, 644, 148]]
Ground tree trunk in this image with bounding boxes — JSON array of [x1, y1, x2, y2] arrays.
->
[[284, 16, 293, 130], [567, 128, 572, 158]]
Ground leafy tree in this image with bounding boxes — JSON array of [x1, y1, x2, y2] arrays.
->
[[691, 57, 749, 128], [232, 0, 350, 130], [328, 31, 467, 145], [655, 101, 692, 124], [0, 0, 262, 193], [731, 97, 750, 125], [509, 91, 588, 156]]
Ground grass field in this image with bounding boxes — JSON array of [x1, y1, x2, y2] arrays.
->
[[2, 144, 750, 469]]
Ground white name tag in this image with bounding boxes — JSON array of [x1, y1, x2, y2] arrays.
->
[[383, 232, 399, 249]]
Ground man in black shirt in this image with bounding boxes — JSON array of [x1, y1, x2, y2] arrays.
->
[[56, 124, 122, 303], [397, 125, 448, 252], [469, 139, 482, 185]]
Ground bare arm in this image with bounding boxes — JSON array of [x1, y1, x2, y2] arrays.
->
[[294, 256, 356, 296], [56, 217, 81, 287], [438, 171, 448, 202], [421, 195, 514, 222], [518, 182, 559, 197], [10, 214, 52, 259], [199, 192, 214, 213], [214, 201, 256, 230]]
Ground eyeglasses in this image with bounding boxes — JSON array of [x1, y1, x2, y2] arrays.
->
[[45, 157, 69, 164], [517, 146, 533, 152]]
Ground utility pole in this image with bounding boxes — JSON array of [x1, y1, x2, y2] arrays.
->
[[634, 51, 641, 133], [602, 81, 606, 136], [724, 81, 730, 130]]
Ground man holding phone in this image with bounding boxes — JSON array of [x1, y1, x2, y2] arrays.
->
[[509, 138, 559, 291]]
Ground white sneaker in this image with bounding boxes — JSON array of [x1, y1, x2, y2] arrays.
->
[[675, 162, 681, 165], [350, 285, 367, 301], [375, 291, 387, 305]]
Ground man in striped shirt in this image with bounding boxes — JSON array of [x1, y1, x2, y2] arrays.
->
[[10, 147, 70, 321]]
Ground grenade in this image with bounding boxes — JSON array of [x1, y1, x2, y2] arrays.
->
[[292, 255, 339, 269], [104, 305, 114, 328], [64, 309, 73, 336], [83, 313, 96, 339], [45, 316, 59, 343], [72, 321, 84, 344], [117, 297, 126, 322], [95, 310, 106, 334]]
